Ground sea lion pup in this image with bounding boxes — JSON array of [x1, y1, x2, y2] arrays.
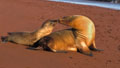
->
[[1, 20, 58, 46], [57, 15, 103, 56]]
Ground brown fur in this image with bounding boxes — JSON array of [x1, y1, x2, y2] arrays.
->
[[30, 29, 77, 52], [42, 29, 77, 52], [29, 15, 103, 56], [1, 20, 57, 46], [57, 15, 103, 56]]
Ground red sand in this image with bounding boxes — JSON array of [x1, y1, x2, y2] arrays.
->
[[0, 0, 120, 68]]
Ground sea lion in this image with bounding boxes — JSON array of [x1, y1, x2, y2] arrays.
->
[[1, 20, 57, 46], [57, 15, 103, 56], [28, 15, 102, 56]]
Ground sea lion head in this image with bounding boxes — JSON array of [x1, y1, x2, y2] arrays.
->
[[37, 20, 58, 36], [57, 15, 79, 27], [41, 20, 58, 28]]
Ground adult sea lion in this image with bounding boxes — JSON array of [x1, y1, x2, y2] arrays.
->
[[1, 20, 57, 46], [57, 15, 103, 56]]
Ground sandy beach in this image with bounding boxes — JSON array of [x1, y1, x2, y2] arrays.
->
[[0, 0, 120, 68]]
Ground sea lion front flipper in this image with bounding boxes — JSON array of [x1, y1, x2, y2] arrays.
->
[[27, 40, 41, 50], [76, 40, 93, 56], [89, 40, 104, 51]]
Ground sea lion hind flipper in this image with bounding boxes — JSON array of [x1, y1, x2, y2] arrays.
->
[[90, 48, 104, 51], [89, 41, 104, 51], [1, 36, 8, 43], [76, 41, 93, 56]]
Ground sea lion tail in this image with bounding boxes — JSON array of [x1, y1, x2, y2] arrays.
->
[[1, 36, 8, 43]]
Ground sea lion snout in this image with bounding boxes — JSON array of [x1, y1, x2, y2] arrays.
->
[[41, 20, 58, 27]]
